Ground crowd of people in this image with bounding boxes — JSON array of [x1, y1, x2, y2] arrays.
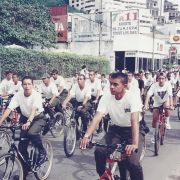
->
[[0, 65, 179, 180]]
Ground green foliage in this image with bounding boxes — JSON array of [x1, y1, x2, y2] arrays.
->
[[0, 0, 56, 48], [0, 47, 109, 79]]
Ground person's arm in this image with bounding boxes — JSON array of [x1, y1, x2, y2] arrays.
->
[[95, 89, 101, 102], [62, 94, 72, 109], [125, 112, 139, 155], [82, 96, 89, 106], [48, 95, 57, 105], [80, 111, 104, 149], [144, 94, 150, 109], [0, 108, 12, 125], [58, 86, 64, 95]]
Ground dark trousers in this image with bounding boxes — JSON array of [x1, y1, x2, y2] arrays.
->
[[74, 100, 92, 132], [18, 113, 46, 177], [94, 125, 144, 180], [46, 97, 61, 117]]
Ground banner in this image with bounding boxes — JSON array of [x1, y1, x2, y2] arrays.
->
[[49, 5, 68, 42], [112, 9, 139, 36]]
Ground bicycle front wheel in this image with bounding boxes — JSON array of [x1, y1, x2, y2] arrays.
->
[[177, 102, 180, 120], [50, 112, 64, 138], [0, 153, 23, 180], [154, 122, 160, 156], [160, 120, 166, 145], [63, 120, 77, 157], [34, 140, 53, 180], [0, 130, 11, 158]]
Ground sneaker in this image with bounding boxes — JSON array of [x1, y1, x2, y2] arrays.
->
[[151, 137, 155, 144], [37, 150, 47, 166], [165, 123, 171, 130], [13, 175, 19, 180]]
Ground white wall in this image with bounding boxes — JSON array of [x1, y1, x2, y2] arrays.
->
[[113, 34, 166, 55]]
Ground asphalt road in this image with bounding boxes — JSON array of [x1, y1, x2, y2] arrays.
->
[[2, 109, 180, 180]]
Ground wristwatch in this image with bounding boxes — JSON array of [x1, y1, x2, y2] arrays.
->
[[84, 134, 90, 139]]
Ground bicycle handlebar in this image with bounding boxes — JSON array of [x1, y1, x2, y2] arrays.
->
[[0, 123, 23, 131], [88, 141, 138, 153]]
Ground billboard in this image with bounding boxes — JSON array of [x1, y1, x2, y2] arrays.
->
[[71, 12, 111, 41], [49, 5, 68, 42], [112, 9, 139, 36]]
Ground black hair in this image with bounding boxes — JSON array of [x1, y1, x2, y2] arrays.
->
[[109, 72, 128, 85], [12, 72, 19, 76], [78, 74, 85, 80], [51, 69, 59, 75], [81, 65, 86, 69], [22, 76, 33, 84], [5, 71, 12, 75]]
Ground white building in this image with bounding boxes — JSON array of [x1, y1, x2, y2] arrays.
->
[[69, 0, 147, 13]]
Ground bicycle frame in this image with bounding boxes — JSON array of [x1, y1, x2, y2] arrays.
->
[[2, 125, 38, 172]]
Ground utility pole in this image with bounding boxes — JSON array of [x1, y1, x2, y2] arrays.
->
[[0, 60, 1, 82], [152, 25, 155, 71]]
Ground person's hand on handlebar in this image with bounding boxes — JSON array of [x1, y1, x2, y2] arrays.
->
[[125, 144, 138, 156], [80, 134, 90, 150]]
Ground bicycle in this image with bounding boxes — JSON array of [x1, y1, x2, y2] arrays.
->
[[0, 95, 20, 124], [0, 123, 53, 180], [63, 103, 94, 157], [177, 97, 180, 120], [42, 99, 64, 138], [89, 141, 138, 180], [153, 105, 168, 156]]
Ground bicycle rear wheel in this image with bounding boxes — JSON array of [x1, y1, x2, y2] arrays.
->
[[154, 122, 160, 156], [0, 153, 23, 180], [0, 130, 11, 158], [34, 140, 53, 180], [177, 102, 180, 120], [50, 112, 64, 138], [63, 119, 77, 157], [160, 121, 166, 145]]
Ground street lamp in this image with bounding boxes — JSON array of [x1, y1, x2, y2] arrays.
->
[[151, 23, 156, 71]]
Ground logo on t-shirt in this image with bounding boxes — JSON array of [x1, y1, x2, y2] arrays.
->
[[91, 88, 94, 92], [124, 108, 130, 113], [157, 91, 167, 99]]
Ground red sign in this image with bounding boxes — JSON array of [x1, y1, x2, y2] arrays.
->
[[169, 46, 177, 54], [49, 5, 68, 42]]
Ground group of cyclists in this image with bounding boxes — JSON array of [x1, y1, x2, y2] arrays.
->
[[0, 65, 179, 180]]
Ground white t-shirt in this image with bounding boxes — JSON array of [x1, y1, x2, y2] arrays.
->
[[147, 82, 172, 107], [8, 90, 44, 118], [70, 84, 91, 102], [177, 89, 180, 97], [129, 77, 139, 89], [50, 75, 67, 90], [41, 82, 59, 99], [8, 81, 23, 95], [0, 79, 13, 94], [97, 90, 142, 127], [86, 78, 102, 97]]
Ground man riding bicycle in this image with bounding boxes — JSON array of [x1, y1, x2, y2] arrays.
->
[[0, 76, 47, 179], [80, 72, 144, 180], [62, 74, 92, 133], [145, 72, 173, 130]]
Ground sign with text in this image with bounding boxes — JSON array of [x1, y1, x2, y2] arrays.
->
[[49, 5, 68, 42], [112, 10, 139, 36]]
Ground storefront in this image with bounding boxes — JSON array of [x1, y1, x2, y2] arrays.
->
[[113, 34, 167, 72]]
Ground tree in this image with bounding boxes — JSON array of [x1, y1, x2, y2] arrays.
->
[[0, 0, 56, 48]]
